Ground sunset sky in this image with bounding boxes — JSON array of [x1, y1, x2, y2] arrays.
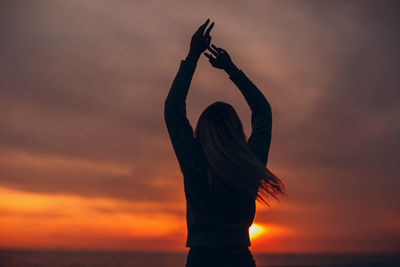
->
[[0, 0, 399, 253]]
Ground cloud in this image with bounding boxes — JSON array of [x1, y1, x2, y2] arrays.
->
[[0, 149, 182, 201]]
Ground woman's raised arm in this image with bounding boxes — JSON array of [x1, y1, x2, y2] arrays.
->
[[204, 44, 272, 165], [164, 19, 214, 175]]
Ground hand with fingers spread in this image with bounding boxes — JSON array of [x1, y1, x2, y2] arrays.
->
[[186, 18, 214, 61], [204, 44, 239, 75]]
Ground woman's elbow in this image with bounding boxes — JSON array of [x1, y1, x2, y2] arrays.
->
[[164, 98, 172, 118], [164, 97, 179, 121]]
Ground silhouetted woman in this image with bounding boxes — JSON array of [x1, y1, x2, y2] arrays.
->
[[164, 19, 286, 267]]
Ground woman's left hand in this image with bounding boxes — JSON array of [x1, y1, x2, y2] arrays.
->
[[188, 18, 214, 59]]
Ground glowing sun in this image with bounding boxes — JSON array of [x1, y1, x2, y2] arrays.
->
[[249, 223, 266, 239]]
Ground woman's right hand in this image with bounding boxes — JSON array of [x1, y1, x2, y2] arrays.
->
[[204, 44, 235, 71]]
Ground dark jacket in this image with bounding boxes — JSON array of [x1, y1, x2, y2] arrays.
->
[[164, 58, 272, 247]]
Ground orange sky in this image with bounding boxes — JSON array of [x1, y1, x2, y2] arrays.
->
[[0, 0, 399, 253]]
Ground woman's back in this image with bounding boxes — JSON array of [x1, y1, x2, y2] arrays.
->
[[181, 144, 256, 248]]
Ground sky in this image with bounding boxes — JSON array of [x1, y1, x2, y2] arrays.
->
[[0, 0, 399, 253]]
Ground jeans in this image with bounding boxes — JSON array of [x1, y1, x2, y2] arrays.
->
[[185, 246, 257, 267]]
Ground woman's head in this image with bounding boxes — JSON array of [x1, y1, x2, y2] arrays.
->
[[195, 101, 247, 148], [194, 101, 286, 206]]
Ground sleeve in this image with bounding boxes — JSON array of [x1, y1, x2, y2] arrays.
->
[[164, 59, 201, 175], [228, 68, 272, 166]]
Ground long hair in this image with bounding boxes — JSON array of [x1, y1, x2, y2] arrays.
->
[[194, 101, 286, 207]]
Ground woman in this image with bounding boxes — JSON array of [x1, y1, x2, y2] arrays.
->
[[164, 19, 286, 267]]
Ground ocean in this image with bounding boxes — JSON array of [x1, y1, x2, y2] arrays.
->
[[0, 250, 399, 267]]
